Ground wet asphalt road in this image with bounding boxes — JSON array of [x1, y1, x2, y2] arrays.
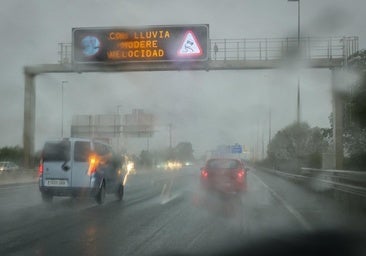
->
[[0, 166, 365, 256]]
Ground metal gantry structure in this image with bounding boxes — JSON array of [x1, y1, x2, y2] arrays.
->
[[58, 36, 358, 67], [23, 36, 359, 168]]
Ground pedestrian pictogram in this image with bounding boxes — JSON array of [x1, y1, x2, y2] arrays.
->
[[177, 30, 203, 57]]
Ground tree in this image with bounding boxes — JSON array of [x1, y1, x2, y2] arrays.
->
[[348, 49, 366, 127], [343, 127, 366, 170], [0, 146, 24, 165], [139, 150, 153, 168], [342, 49, 366, 170], [173, 142, 195, 162], [267, 123, 327, 171], [325, 111, 366, 171]]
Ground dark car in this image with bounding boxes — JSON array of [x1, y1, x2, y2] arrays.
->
[[200, 158, 247, 195]]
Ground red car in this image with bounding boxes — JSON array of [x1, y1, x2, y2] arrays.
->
[[200, 158, 247, 195]]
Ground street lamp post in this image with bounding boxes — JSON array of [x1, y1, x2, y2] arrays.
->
[[61, 80, 68, 137], [116, 105, 123, 152], [288, 0, 301, 124], [288, 0, 300, 46], [168, 123, 173, 149]]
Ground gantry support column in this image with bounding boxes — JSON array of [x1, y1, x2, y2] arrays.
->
[[332, 69, 344, 170], [23, 69, 36, 168]]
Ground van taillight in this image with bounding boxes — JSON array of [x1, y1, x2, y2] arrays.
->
[[201, 169, 208, 178], [88, 156, 98, 176], [38, 161, 44, 176]]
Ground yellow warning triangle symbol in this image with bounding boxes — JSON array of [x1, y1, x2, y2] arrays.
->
[[177, 30, 203, 57]]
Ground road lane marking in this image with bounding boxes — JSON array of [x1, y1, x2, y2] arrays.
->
[[250, 172, 312, 231], [187, 225, 208, 249], [160, 193, 181, 205], [160, 183, 167, 197]]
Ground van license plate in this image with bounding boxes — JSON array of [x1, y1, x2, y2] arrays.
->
[[45, 179, 68, 187]]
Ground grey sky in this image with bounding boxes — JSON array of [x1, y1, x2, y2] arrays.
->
[[0, 0, 365, 156]]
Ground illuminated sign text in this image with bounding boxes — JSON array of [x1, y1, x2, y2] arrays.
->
[[72, 25, 209, 63]]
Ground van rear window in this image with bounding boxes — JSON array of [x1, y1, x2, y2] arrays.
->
[[43, 141, 70, 161], [74, 141, 91, 162]]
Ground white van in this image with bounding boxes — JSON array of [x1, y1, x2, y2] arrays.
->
[[39, 138, 125, 204]]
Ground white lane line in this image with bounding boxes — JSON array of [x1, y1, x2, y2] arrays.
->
[[250, 172, 312, 231], [160, 193, 181, 205], [187, 225, 208, 249]]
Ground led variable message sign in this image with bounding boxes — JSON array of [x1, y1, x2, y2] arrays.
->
[[72, 25, 209, 63]]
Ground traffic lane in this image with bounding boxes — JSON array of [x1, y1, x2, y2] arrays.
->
[[175, 168, 366, 255], [0, 169, 173, 238], [0, 182, 44, 216], [187, 169, 306, 234], [0, 167, 338, 256], [116, 168, 308, 255], [120, 171, 305, 255], [0, 176, 177, 255], [252, 166, 366, 231], [0, 170, 172, 255], [0, 169, 171, 215]]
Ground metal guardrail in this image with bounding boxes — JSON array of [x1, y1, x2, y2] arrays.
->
[[58, 36, 359, 64], [210, 37, 358, 62], [272, 167, 366, 198], [58, 42, 72, 64], [0, 168, 38, 185]]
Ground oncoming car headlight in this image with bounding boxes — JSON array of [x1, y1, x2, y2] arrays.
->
[[126, 161, 134, 173], [164, 161, 182, 171]]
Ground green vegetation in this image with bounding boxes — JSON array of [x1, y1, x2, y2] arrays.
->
[[0, 146, 24, 166], [266, 122, 327, 172], [264, 49, 366, 171], [343, 49, 366, 170]]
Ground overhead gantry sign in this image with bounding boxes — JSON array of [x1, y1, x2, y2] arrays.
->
[[72, 25, 209, 63]]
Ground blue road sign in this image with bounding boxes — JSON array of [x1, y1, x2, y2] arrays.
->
[[231, 144, 242, 154]]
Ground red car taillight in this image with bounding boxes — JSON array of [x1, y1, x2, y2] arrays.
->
[[201, 169, 208, 178], [38, 160, 44, 176], [236, 169, 245, 180]]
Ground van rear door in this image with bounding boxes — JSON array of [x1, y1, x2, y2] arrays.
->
[[71, 140, 92, 188], [42, 140, 71, 188]]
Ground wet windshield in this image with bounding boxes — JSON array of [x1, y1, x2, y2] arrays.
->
[[0, 1, 366, 256]]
